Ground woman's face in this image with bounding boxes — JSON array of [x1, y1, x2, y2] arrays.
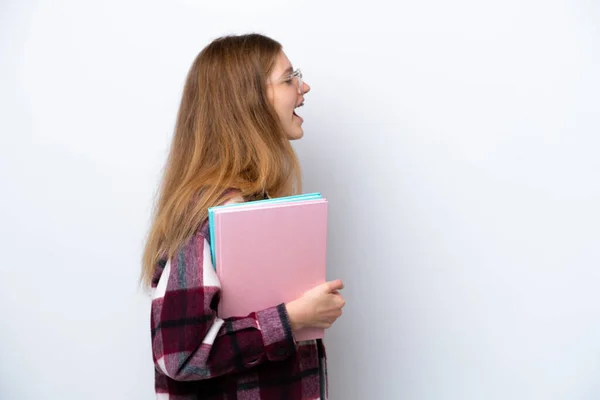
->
[[266, 51, 311, 140]]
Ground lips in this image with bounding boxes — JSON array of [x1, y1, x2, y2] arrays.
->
[[294, 101, 304, 119]]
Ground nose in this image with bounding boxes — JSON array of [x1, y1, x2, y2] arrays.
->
[[301, 81, 311, 94]]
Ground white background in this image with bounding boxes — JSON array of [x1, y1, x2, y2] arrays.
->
[[1, 0, 599, 399]]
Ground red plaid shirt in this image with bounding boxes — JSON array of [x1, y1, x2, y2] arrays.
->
[[150, 216, 329, 399]]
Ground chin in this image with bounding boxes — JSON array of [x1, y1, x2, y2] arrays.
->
[[285, 129, 304, 141]]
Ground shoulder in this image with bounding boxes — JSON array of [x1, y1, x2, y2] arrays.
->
[[197, 189, 247, 237]]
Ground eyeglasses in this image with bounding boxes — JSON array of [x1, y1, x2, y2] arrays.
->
[[269, 68, 304, 94]]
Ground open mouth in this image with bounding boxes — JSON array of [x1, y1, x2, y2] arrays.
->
[[294, 102, 304, 119]]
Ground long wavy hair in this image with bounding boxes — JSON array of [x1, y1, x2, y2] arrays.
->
[[141, 34, 302, 287]]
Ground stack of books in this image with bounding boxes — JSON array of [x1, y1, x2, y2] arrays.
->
[[208, 193, 328, 341]]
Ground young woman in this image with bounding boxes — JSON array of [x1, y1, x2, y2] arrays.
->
[[141, 33, 346, 400]]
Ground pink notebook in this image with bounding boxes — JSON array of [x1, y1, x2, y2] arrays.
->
[[213, 199, 328, 341]]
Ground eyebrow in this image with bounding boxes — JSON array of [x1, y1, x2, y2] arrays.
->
[[280, 66, 293, 78]]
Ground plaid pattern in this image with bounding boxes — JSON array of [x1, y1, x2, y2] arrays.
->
[[150, 218, 328, 399]]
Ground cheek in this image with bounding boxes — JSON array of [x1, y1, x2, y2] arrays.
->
[[286, 98, 297, 115], [276, 101, 294, 120], [272, 90, 296, 119]]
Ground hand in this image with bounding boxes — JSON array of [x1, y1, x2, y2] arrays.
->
[[286, 279, 346, 331]]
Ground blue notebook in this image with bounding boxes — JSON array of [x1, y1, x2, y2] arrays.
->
[[208, 192, 322, 267]]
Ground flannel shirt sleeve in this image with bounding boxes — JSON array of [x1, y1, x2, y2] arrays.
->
[[150, 231, 297, 381]]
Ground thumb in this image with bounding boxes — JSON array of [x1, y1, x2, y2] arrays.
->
[[324, 279, 344, 293]]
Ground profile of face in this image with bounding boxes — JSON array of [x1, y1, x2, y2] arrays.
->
[[266, 51, 311, 140]]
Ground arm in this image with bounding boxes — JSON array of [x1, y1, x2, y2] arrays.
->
[[150, 231, 296, 381]]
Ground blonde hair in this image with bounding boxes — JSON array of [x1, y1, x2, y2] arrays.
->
[[141, 34, 302, 287]]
